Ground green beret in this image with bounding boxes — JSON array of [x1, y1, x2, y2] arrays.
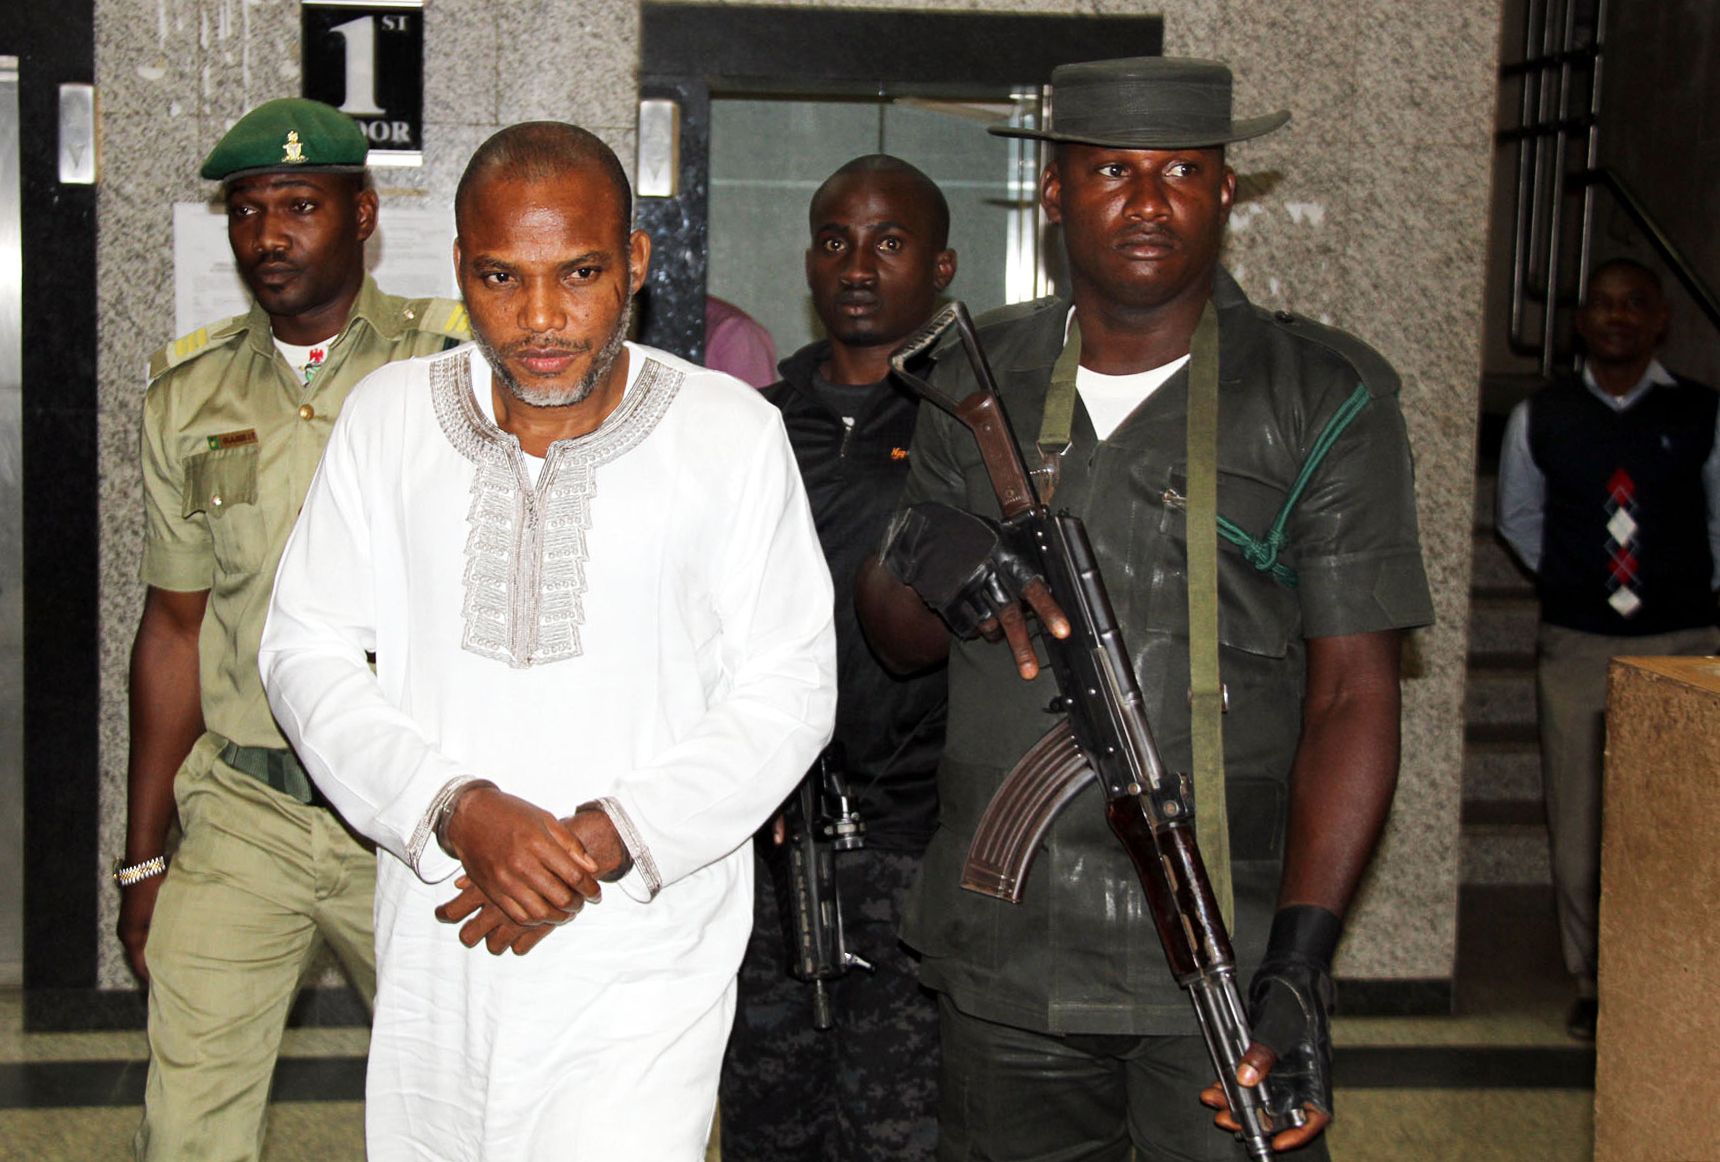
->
[[200, 98, 368, 181]]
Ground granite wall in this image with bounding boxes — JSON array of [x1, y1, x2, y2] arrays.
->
[[90, 0, 1498, 990]]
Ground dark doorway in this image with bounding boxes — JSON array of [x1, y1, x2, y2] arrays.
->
[[12, 0, 103, 1026], [636, 4, 1163, 362]]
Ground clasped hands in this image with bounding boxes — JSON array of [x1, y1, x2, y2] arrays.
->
[[432, 785, 626, 956]]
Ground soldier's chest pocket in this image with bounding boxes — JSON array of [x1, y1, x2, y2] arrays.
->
[[1141, 467, 1300, 659], [182, 446, 267, 574]]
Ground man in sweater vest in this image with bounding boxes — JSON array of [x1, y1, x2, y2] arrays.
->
[[1498, 257, 1720, 1041]]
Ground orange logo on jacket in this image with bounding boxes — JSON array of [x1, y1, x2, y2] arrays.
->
[[890, 447, 909, 461]]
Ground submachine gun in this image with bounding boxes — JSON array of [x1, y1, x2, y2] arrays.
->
[[888, 303, 1297, 1162], [777, 744, 872, 1030]]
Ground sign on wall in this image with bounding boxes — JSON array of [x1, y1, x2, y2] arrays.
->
[[301, 0, 424, 166], [172, 202, 455, 336]]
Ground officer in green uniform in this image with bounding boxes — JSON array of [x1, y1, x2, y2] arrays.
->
[[116, 98, 468, 1161], [858, 59, 1434, 1159]]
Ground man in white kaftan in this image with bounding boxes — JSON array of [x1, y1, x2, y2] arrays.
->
[[259, 122, 836, 1160]]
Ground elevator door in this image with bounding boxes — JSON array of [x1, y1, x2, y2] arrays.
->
[[708, 94, 1051, 363], [0, 54, 23, 985]]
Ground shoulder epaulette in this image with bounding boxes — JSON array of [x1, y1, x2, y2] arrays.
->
[[403, 297, 471, 342], [146, 314, 248, 381], [929, 296, 1060, 360], [1265, 308, 1401, 400], [973, 296, 1060, 333]]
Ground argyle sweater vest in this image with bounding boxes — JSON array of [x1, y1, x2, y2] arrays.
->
[[1527, 375, 1718, 635]]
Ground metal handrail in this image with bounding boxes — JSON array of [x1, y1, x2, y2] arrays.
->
[[1500, 45, 1599, 76], [1498, 0, 1606, 377], [1573, 167, 1720, 337]]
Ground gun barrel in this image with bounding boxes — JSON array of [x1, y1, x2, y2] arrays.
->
[[1189, 973, 1276, 1160], [778, 749, 870, 1030]]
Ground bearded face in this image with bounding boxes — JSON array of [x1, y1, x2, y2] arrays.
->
[[476, 295, 633, 410]]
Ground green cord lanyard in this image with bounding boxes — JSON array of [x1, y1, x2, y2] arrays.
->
[[1041, 307, 1373, 591], [1215, 381, 1372, 589]]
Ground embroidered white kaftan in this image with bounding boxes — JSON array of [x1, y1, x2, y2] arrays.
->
[[259, 342, 837, 1159]]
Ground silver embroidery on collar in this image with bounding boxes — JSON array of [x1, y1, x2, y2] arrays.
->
[[429, 349, 682, 668]]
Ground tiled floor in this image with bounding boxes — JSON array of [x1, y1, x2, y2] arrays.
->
[[0, 886, 1594, 1161]]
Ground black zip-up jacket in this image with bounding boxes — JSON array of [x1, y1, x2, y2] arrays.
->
[[761, 341, 946, 852]]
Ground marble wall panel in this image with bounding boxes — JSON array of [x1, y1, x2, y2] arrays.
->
[[206, 8, 305, 124], [93, 107, 214, 972], [1218, 123, 1358, 321], [89, 0, 1500, 989], [1217, 0, 1363, 147], [1352, 3, 1501, 150], [1149, 1, 1221, 59], [492, 0, 639, 128], [423, 1, 499, 129], [95, 0, 206, 121]]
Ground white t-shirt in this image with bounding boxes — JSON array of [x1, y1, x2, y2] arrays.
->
[[1066, 310, 1189, 440], [272, 334, 339, 386], [1078, 358, 1189, 440]]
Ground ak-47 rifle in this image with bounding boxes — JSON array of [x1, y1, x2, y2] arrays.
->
[[777, 745, 872, 1030], [888, 302, 1294, 1162]]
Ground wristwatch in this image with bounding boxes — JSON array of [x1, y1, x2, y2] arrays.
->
[[111, 855, 168, 888]]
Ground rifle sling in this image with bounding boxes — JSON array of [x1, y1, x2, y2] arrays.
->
[[1036, 305, 1234, 930], [1187, 301, 1233, 931], [1034, 317, 1082, 502]]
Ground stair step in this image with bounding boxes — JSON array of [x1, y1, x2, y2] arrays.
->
[[1467, 721, 1538, 746], [1463, 667, 1536, 726], [1461, 822, 1552, 886], [1469, 652, 1533, 672], [1463, 738, 1542, 803], [1468, 593, 1540, 658], [1471, 530, 1535, 594], [1461, 799, 1545, 826], [1473, 473, 1497, 531]]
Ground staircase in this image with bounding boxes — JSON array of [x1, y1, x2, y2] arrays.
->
[[1461, 449, 1551, 888]]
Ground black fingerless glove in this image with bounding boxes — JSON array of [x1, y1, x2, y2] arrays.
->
[[1247, 904, 1341, 1121], [880, 503, 1041, 639]]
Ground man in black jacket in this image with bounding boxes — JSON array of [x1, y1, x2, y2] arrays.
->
[[719, 154, 956, 1162]]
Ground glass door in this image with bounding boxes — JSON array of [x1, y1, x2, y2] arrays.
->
[[0, 53, 22, 986], [707, 90, 1052, 365]]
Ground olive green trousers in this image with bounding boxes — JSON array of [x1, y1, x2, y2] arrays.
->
[[135, 736, 376, 1162]]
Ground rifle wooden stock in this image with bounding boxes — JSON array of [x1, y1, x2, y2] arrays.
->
[[1106, 800, 1234, 982]]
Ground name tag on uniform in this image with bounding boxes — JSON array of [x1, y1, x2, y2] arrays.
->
[[206, 429, 259, 451]]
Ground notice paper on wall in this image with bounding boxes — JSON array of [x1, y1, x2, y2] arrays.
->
[[172, 202, 458, 337]]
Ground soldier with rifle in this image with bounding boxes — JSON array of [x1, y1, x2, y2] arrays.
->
[[856, 58, 1433, 1159], [721, 155, 956, 1162]]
